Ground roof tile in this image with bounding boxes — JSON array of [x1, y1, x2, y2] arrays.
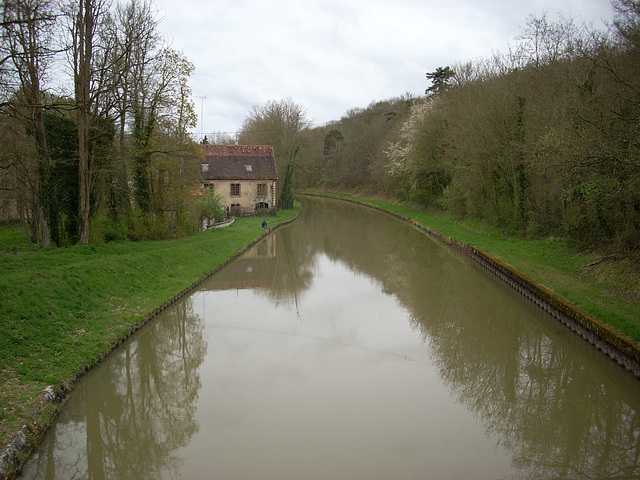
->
[[202, 145, 278, 180]]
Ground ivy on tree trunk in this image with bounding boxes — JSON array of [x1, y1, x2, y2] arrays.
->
[[278, 162, 295, 210]]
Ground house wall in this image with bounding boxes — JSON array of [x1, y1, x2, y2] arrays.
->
[[206, 179, 277, 215]]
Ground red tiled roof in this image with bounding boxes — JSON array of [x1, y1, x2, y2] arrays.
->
[[201, 145, 278, 180]]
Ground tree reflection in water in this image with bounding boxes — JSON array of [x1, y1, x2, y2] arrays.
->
[[19, 196, 640, 480], [20, 301, 206, 480], [287, 197, 640, 480]]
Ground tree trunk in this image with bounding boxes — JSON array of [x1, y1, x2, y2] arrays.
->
[[76, 0, 94, 245]]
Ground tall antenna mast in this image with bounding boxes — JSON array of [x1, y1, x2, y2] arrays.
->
[[194, 96, 206, 141]]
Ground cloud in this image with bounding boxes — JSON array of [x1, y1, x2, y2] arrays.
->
[[156, 0, 614, 136]]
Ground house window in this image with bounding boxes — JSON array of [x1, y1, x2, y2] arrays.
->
[[257, 183, 267, 196], [244, 165, 253, 172], [230, 183, 240, 197], [201, 163, 209, 172]]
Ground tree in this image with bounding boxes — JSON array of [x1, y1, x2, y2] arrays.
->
[[0, 119, 40, 249], [568, 0, 640, 249], [43, 112, 79, 246], [278, 157, 296, 210], [130, 47, 196, 217], [612, 0, 640, 48], [107, 0, 161, 218], [2, 0, 58, 246], [425, 66, 455, 95], [323, 129, 344, 156], [385, 98, 450, 205], [237, 97, 309, 194], [0, 0, 201, 245], [512, 13, 579, 69], [65, 0, 112, 244], [293, 95, 413, 191], [196, 189, 224, 224], [63, 0, 199, 241]]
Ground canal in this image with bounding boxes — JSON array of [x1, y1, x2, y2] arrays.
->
[[19, 196, 640, 479]]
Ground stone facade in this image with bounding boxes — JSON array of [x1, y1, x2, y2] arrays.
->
[[201, 145, 278, 216]]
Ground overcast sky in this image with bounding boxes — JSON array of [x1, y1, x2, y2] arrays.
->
[[154, 0, 615, 139]]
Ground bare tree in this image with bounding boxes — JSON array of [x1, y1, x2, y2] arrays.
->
[[98, 0, 198, 233], [110, 0, 160, 146], [612, 0, 640, 50], [511, 13, 579, 69], [237, 97, 310, 193], [2, 0, 58, 246], [64, 0, 112, 244]]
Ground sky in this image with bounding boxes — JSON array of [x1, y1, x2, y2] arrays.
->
[[154, 0, 615, 140]]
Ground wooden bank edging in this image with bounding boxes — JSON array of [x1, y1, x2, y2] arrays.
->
[[0, 212, 300, 480], [303, 193, 640, 379]]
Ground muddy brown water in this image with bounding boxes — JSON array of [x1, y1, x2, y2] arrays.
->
[[18, 196, 640, 479]]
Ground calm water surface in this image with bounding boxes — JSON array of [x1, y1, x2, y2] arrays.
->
[[19, 196, 640, 479]]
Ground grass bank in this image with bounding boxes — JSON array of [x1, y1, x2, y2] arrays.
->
[[0, 206, 300, 466], [305, 192, 640, 344]]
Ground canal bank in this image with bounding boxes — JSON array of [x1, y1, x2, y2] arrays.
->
[[0, 208, 301, 480], [300, 193, 640, 378], [16, 194, 640, 480], [3, 193, 640, 478]]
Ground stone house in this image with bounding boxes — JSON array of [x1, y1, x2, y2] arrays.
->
[[200, 145, 278, 216]]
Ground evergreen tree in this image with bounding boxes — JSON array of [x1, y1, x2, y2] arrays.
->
[[425, 66, 455, 95]]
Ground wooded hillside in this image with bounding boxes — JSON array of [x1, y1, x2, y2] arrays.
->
[[294, 2, 640, 253]]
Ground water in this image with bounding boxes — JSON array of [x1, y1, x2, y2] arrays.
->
[[19, 196, 640, 479]]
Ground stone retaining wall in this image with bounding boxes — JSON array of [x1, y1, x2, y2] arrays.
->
[[310, 194, 640, 379]]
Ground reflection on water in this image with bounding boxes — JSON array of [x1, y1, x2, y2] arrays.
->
[[19, 196, 640, 480], [20, 301, 206, 479], [209, 235, 279, 291]]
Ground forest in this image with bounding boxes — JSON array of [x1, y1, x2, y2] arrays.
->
[[0, 0, 206, 248], [240, 1, 639, 254], [1, 0, 639, 256]]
